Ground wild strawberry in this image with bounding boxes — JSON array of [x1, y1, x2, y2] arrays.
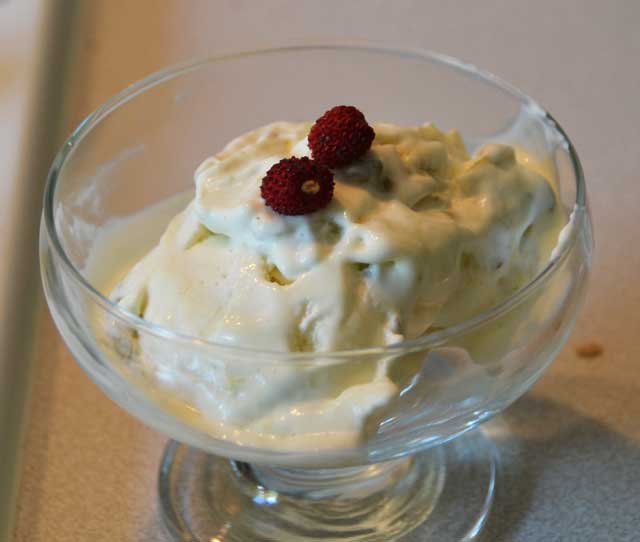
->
[[260, 157, 334, 215], [308, 105, 375, 168]]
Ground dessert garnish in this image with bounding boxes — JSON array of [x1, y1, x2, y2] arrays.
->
[[260, 156, 334, 215], [308, 105, 375, 168]]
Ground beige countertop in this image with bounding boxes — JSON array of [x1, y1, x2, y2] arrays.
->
[[11, 1, 640, 540]]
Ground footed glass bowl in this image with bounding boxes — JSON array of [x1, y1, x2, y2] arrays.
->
[[40, 44, 592, 541]]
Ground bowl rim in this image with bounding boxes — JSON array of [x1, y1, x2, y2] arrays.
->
[[42, 41, 588, 361]]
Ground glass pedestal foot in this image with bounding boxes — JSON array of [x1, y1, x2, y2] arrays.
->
[[158, 430, 496, 542]]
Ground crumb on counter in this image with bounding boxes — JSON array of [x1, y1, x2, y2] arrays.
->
[[576, 341, 603, 358]]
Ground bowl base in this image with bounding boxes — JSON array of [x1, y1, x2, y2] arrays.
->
[[158, 430, 496, 542]]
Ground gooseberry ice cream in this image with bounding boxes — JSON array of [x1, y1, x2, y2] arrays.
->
[[92, 119, 565, 449]]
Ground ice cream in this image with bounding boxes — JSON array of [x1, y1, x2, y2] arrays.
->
[[89, 118, 565, 450]]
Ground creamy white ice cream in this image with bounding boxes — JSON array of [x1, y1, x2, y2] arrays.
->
[[91, 121, 565, 450]]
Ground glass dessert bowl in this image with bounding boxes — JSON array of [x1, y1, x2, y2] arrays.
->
[[40, 44, 592, 542]]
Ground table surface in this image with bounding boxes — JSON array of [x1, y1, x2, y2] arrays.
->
[[12, 1, 640, 541]]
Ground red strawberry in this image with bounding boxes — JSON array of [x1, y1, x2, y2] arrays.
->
[[261, 157, 334, 215], [308, 105, 375, 168]]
